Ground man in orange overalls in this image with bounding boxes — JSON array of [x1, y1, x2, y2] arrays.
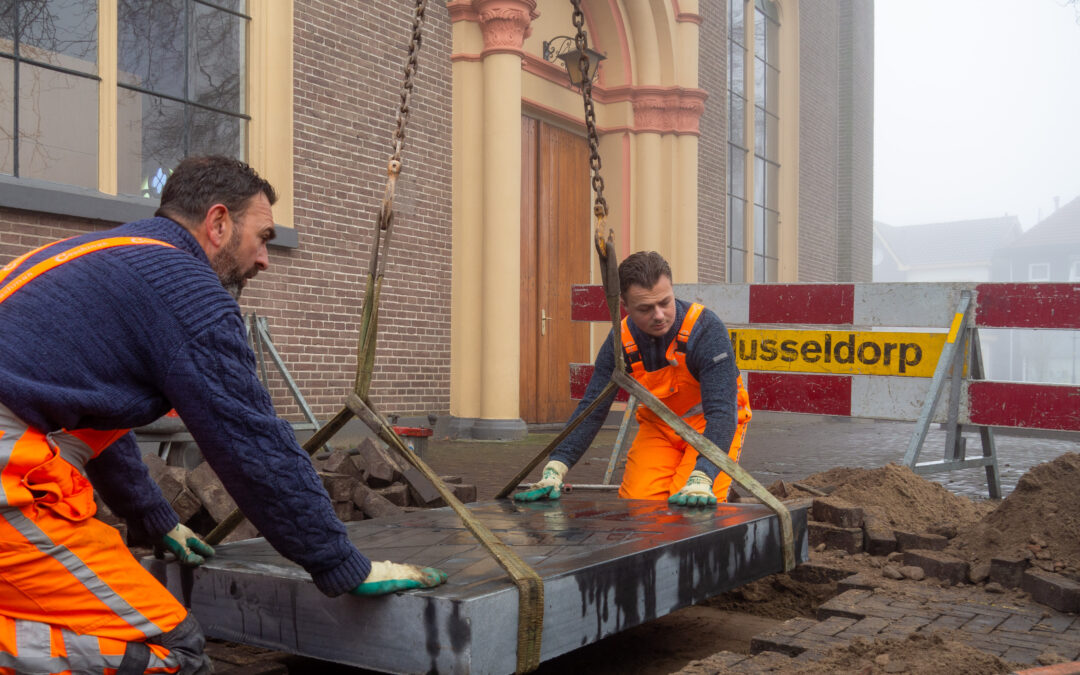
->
[[516, 251, 751, 508]]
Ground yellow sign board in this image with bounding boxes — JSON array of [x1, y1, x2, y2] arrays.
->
[[728, 329, 946, 377]]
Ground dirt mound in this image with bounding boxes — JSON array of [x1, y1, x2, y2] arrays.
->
[[704, 572, 838, 620], [786, 633, 1014, 675], [951, 452, 1080, 578], [676, 633, 1014, 675], [796, 463, 989, 532]]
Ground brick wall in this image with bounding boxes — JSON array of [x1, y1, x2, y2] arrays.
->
[[697, 2, 728, 283], [0, 2, 454, 424], [798, 0, 841, 282], [281, 1, 453, 419]]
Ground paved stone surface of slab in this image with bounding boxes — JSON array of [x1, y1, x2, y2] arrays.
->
[[145, 494, 807, 674]]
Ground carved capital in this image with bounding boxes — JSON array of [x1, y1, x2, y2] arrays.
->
[[632, 92, 674, 131], [475, 0, 538, 51]]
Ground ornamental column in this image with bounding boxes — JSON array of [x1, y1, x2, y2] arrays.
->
[[473, 0, 536, 439]]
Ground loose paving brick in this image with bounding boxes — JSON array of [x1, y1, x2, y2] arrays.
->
[[902, 549, 970, 585], [1023, 568, 1080, 614], [808, 521, 864, 553], [812, 497, 865, 528], [895, 531, 949, 552], [992, 554, 1031, 588]]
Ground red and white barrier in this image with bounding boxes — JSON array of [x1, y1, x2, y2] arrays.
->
[[570, 282, 1080, 433]]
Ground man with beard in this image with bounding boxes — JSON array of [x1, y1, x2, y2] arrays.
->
[[0, 156, 446, 674]]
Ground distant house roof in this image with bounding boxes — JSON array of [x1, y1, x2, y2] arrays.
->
[[1009, 195, 1080, 248], [874, 216, 1022, 268]]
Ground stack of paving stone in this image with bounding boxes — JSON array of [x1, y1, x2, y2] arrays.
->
[[808, 496, 970, 580], [106, 438, 476, 545], [808, 496, 1080, 613]]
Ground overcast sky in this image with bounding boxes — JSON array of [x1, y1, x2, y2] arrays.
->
[[874, 0, 1080, 230]]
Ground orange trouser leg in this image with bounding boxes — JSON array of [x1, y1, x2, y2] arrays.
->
[[619, 413, 750, 501], [0, 419, 192, 673], [0, 614, 179, 674]]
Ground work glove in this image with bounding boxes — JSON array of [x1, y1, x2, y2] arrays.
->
[[158, 523, 215, 565], [513, 460, 568, 502], [668, 470, 718, 508], [350, 561, 449, 596]]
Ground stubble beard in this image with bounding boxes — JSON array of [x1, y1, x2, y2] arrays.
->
[[211, 223, 248, 300]]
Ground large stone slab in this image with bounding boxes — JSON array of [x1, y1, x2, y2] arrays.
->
[[145, 494, 808, 674]]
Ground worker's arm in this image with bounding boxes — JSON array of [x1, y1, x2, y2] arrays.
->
[[516, 331, 619, 502], [86, 433, 214, 565], [164, 313, 374, 596], [86, 432, 181, 540]]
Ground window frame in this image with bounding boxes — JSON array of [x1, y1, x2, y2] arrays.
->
[[0, 0, 295, 245], [1028, 262, 1050, 282]]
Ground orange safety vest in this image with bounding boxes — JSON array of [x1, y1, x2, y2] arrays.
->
[[622, 302, 710, 427], [0, 236, 175, 518]]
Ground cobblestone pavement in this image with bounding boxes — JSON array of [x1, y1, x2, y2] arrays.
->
[[722, 582, 1080, 671]]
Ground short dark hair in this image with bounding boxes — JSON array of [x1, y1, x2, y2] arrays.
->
[[155, 156, 277, 226], [618, 251, 672, 296]]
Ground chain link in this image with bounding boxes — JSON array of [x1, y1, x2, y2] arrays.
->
[[571, 0, 608, 226], [391, 0, 428, 165]]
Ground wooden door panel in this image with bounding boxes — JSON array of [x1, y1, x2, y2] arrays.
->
[[521, 117, 591, 423], [519, 116, 539, 422]]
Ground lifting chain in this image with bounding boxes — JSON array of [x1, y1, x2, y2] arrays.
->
[[570, 0, 610, 256]]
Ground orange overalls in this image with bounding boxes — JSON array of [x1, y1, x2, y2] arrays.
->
[[617, 303, 752, 502], [0, 238, 199, 674]]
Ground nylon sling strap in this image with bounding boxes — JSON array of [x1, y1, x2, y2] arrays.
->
[[201, 2, 545, 670]]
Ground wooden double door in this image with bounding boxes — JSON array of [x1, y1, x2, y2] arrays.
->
[[519, 116, 592, 424]]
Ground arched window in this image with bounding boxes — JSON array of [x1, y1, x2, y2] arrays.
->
[[728, 0, 780, 282]]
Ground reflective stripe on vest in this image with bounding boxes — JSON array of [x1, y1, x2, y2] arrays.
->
[[0, 235, 176, 465], [0, 236, 175, 304]]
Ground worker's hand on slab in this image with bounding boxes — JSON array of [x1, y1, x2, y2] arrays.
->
[[668, 470, 718, 508], [160, 523, 215, 565], [350, 561, 448, 596], [513, 460, 568, 502]]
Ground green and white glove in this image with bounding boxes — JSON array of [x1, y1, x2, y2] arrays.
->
[[668, 470, 718, 508], [513, 460, 568, 502], [159, 523, 215, 566], [350, 561, 449, 596]]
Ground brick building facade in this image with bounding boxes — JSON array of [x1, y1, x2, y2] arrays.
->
[[0, 0, 872, 433]]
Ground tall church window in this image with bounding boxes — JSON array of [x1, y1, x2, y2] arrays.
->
[[728, 0, 780, 282]]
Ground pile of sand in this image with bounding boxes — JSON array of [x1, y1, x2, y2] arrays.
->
[[950, 452, 1080, 579], [795, 463, 990, 533], [784, 633, 1014, 675]]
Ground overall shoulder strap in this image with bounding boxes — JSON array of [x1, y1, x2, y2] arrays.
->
[[0, 237, 175, 305]]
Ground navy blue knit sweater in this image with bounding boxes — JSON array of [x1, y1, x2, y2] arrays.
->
[[0, 218, 370, 596], [549, 299, 742, 481]]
